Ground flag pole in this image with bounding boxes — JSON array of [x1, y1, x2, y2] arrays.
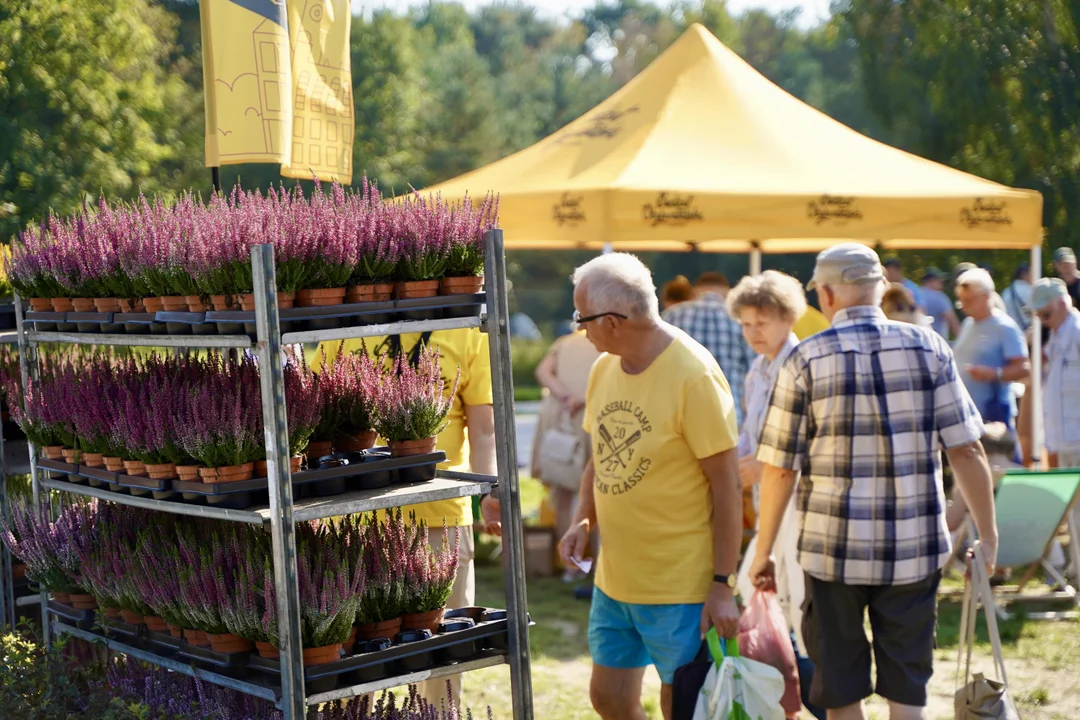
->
[[211, 166, 221, 193]]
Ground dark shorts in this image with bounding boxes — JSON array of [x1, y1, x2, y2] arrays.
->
[[801, 570, 941, 709]]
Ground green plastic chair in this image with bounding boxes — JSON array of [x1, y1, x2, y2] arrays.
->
[[984, 469, 1080, 617]]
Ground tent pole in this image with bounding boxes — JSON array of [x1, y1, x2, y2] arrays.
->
[[749, 242, 762, 276], [601, 243, 613, 255], [1031, 241, 1043, 465]]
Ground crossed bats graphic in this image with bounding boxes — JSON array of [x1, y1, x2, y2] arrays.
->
[[597, 424, 641, 471]]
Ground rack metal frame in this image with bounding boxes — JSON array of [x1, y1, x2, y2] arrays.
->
[[12, 231, 533, 717]]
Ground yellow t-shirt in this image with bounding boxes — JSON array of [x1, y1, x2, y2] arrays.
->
[[584, 330, 738, 604], [314, 328, 492, 527], [792, 307, 829, 340]]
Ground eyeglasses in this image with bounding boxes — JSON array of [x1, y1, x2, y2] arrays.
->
[[571, 310, 627, 329]]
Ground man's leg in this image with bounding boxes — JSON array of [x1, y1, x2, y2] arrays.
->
[[418, 526, 474, 708], [868, 571, 940, 720], [630, 601, 705, 720], [827, 704, 867, 720], [590, 665, 648, 720], [801, 573, 874, 713]]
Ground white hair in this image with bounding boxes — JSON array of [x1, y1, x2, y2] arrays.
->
[[956, 268, 996, 295], [572, 253, 659, 319], [832, 280, 886, 307]]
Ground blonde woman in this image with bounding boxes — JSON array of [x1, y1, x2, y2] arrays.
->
[[727, 270, 825, 720]]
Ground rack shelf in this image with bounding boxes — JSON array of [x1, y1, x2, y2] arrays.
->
[[304, 654, 507, 706], [40, 473, 495, 524]]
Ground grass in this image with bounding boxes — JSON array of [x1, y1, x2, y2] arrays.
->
[[459, 477, 1080, 719]]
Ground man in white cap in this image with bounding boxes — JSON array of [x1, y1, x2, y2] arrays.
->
[[1031, 278, 1080, 577], [749, 243, 999, 720], [1053, 247, 1080, 309]]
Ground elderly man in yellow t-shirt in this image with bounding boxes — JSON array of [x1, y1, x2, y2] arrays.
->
[[558, 253, 743, 720], [315, 327, 499, 704]]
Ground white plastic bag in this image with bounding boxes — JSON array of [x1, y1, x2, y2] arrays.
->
[[692, 634, 785, 720]]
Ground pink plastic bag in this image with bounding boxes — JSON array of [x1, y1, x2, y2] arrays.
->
[[738, 590, 801, 718]]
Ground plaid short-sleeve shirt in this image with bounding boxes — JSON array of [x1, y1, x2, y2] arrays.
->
[[756, 305, 984, 586]]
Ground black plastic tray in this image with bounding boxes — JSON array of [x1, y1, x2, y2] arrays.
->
[[146, 629, 182, 657], [38, 458, 78, 475], [47, 600, 96, 631], [76, 465, 123, 491], [101, 617, 145, 647], [179, 641, 251, 679], [116, 472, 170, 492]]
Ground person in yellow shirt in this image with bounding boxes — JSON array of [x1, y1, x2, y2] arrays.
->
[[557, 253, 742, 720], [314, 327, 499, 704], [792, 304, 830, 340]]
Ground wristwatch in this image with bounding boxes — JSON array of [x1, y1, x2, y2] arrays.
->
[[996, 367, 1004, 381], [713, 573, 737, 589]]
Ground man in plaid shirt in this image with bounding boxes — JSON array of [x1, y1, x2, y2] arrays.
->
[[663, 272, 755, 424], [748, 244, 999, 720]]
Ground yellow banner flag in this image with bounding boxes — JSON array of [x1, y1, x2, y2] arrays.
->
[[201, 0, 353, 184], [281, 0, 353, 184]]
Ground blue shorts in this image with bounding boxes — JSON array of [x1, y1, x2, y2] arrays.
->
[[588, 587, 704, 684]]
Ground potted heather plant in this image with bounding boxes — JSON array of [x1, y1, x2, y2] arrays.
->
[[347, 178, 398, 304], [393, 196, 447, 300], [179, 356, 262, 484], [355, 521, 408, 642], [439, 193, 498, 296], [317, 343, 383, 454], [0, 498, 86, 603], [256, 354, 319, 477], [374, 346, 458, 457], [131, 524, 193, 636], [402, 521, 460, 634], [177, 525, 257, 654], [6, 377, 67, 461], [296, 181, 355, 307]]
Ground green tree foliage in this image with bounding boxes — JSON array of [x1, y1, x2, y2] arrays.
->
[[0, 0, 204, 240]]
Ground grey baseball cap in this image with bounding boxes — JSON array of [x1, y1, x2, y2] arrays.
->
[[806, 243, 884, 292], [1030, 278, 1068, 312], [1055, 247, 1076, 263]]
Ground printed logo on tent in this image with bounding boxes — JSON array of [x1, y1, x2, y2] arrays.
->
[[807, 195, 863, 225], [553, 193, 586, 226], [642, 192, 704, 227], [555, 105, 640, 144], [960, 199, 1012, 228]]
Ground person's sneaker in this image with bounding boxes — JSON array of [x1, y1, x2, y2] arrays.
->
[[573, 584, 593, 601]]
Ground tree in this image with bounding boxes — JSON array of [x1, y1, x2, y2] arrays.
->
[[0, 0, 203, 240]]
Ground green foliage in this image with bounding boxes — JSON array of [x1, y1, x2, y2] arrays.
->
[[0, 0, 204, 242]]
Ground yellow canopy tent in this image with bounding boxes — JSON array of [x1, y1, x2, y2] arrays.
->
[[422, 23, 1043, 255]]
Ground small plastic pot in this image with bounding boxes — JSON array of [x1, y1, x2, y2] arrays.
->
[[142, 297, 164, 314], [50, 298, 74, 312], [254, 456, 302, 477], [29, 298, 54, 312], [104, 456, 125, 472], [146, 462, 177, 480], [120, 610, 145, 625], [183, 629, 210, 647], [256, 641, 280, 659], [356, 617, 402, 641], [123, 459, 148, 477], [296, 287, 346, 307], [208, 632, 255, 654], [69, 593, 98, 610], [402, 608, 444, 635], [61, 448, 82, 465], [144, 616, 169, 633], [93, 298, 122, 313], [71, 297, 96, 312], [304, 440, 333, 462], [301, 643, 343, 667], [160, 296, 188, 312], [82, 453, 105, 469], [336, 431, 377, 453], [389, 437, 437, 458], [439, 275, 484, 295], [185, 295, 207, 312], [395, 280, 440, 299], [176, 465, 200, 482]]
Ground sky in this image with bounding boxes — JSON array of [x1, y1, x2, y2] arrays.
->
[[352, 0, 832, 28]]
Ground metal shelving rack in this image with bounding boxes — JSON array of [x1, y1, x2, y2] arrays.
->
[[0, 329, 34, 630], [12, 230, 534, 718]]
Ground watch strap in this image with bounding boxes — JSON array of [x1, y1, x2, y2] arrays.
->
[[713, 573, 737, 589]]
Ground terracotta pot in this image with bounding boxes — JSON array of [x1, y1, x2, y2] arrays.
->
[[277, 291, 295, 309], [50, 298, 74, 312], [120, 610, 145, 625], [389, 437, 438, 458], [53, 591, 71, 604], [256, 641, 280, 659], [117, 298, 139, 313], [12, 563, 26, 579], [102, 607, 122, 620], [123, 459, 148, 477], [254, 456, 302, 477], [183, 629, 210, 647], [185, 295, 207, 312], [402, 608, 445, 634], [61, 448, 82, 464], [439, 275, 484, 296], [302, 643, 343, 667], [42, 445, 65, 461], [346, 283, 394, 303], [82, 452, 105, 469], [395, 280, 440, 300], [304, 440, 333, 461], [176, 465, 200, 482], [93, 297, 122, 313], [337, 431, 378, 453], [142, 297, 164, 313], [356, 617, 402, 641], [167, 623, 183, 638], [29, 298, 53, 312], [144, 615, 169, 632], [70, 594, 98, 610], [297, 287, 347, 307], [160, 295, 187, 312], [146, 462, 177, 480], [346, 625, 358, 653], [104, 456, 125, 472], [210, 294, 234, 311], [236, 293, 256, 311], [199, 462, 254, 484], [208, 632, 255, 654], [71, 298, 96, 313]]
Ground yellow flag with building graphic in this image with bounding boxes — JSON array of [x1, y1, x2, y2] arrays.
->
[[201, 0, 353, 183]]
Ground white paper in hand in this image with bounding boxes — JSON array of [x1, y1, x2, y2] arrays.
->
[[571, 557, 593, 574]]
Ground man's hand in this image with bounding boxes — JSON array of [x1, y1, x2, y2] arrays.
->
[[749, 553, 777, 592], [966, 364, 998, 382], [738, 456, 764, 488], [564, 396, 585, 414], [972, 537, 998, 578], [480, 495, 502, 537], [701, 584, 740, 639], [559, 519, 590, 568]]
